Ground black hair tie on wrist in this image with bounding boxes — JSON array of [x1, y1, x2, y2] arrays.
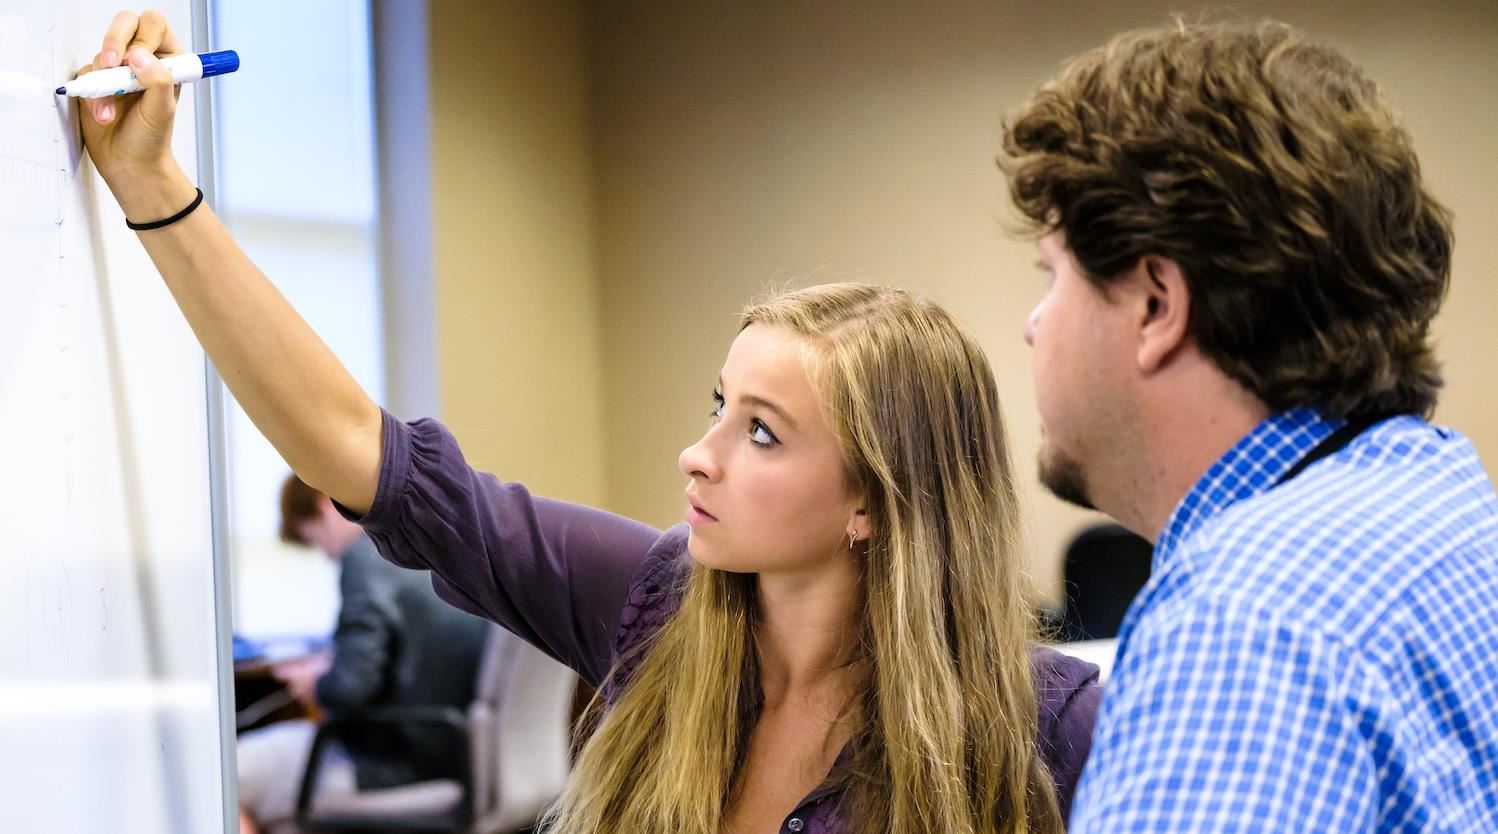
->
[[126, 187, 204, 231]]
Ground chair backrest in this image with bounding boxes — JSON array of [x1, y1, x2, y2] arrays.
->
[[468, 625, 577, 833], [1059, 523, 1153, 642]]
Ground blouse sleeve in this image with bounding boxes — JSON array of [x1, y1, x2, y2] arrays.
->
[[336, 409, 665, 687], [1032, 646, 1104, 824]]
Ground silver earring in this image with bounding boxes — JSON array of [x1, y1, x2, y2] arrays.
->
[[847, 530, 857, 551]]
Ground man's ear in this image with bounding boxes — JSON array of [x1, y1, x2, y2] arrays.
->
[[1133, 255, 1191, 373], [314, 493, 338, 518]]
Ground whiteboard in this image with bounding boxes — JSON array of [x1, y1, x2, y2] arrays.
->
[[0, 1, 233, 831]]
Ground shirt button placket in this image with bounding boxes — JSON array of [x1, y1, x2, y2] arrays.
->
[[785, 817, 805, 832]]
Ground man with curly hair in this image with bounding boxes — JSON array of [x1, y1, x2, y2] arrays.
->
[[1003, 19, 1498, 832]]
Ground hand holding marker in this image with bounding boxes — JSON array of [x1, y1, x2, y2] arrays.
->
[[57, 50, 238, 98]]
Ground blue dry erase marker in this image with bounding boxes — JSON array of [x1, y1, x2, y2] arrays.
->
[[55, 50, 239, 98]]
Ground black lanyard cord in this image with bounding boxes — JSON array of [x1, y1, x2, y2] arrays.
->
[[1274, 414, 1391, 488]]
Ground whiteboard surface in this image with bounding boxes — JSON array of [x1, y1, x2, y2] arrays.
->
[[0, 1, 228, 830]]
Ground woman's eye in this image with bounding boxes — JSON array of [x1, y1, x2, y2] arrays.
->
[[750, 420, 779, 447], [710, 390, 725, 419]]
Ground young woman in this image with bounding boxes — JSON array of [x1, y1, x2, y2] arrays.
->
[[80, 13, 1100, 833]]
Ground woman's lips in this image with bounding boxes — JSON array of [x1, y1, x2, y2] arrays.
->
[[686, 498, 717, 525]]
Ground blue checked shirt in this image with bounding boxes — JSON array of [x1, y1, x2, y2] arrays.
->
[[1070, 408, 1498, 833]]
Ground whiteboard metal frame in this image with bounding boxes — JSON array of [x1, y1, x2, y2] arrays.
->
[[191, 0, 239, 830]]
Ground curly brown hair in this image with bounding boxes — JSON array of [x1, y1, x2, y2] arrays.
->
[[1000, 19, 1453, 418]]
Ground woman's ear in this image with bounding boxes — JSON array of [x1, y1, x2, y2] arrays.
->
[[847, 507, 871, 544]]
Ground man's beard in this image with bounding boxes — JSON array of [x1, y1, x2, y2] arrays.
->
[[1038, 443, 1096, 511]]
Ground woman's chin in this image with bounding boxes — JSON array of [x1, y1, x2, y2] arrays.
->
[[684, 534, 755, 574]]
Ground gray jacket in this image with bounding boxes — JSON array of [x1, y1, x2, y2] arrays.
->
[[317, 535, 489, 789]]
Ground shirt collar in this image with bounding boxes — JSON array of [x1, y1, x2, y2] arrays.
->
[[1153, 406, 1341, 571]]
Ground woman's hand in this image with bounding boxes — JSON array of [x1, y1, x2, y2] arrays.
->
[[72, 10, 383, 514], [76, 10, 195, 219]]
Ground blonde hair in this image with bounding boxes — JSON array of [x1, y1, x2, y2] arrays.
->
[[545, 283, 1061, 834]]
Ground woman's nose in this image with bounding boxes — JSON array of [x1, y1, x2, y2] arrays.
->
[[678, 430, 722, 482]]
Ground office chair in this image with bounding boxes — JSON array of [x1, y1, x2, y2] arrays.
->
[[1056, 522, 1153, 643], [296, 624, 576, 833]]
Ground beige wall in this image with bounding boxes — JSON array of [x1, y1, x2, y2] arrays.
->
[[430, 1, 1498, 602], [429, 0, 608, 506]]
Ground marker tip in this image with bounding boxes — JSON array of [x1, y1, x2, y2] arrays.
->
[[55, 86, 66, 95]]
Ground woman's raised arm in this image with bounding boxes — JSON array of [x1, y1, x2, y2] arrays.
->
[[80, 10, 382, 512]]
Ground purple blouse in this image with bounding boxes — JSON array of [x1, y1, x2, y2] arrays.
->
[[347, 411, 1102, 831]]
